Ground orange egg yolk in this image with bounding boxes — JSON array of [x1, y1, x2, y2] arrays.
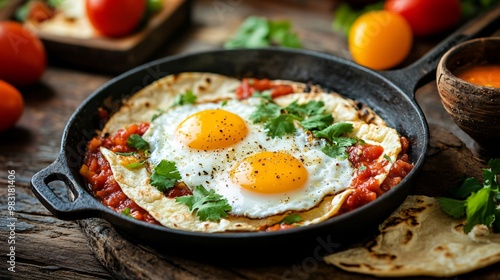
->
[[230, 151, 308, 194], [175, 109, 248, 150]]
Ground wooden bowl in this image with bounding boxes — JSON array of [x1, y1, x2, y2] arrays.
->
[[436, 37, 500, 158]]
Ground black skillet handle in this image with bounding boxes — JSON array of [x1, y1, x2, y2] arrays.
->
[[380, 4, 500, 98], [30, 158, 103, 220]]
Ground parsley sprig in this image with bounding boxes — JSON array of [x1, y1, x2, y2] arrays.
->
[[438, 158, 500, 233], [150, 160, 182, 192], [250, 96, 355, 158], [176, 185, 232, 222]]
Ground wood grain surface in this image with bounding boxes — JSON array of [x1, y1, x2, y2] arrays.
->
[[1, 0, 499, 279]]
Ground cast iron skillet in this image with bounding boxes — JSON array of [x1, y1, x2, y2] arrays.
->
[[31, 7, 500, 262]]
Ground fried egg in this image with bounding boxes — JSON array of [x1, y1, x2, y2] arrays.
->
[[142, 98, 355, 218]]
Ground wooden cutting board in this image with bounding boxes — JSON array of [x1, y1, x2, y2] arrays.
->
[[4, 0, 192, 74]]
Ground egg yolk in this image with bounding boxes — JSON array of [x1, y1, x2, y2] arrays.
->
[[175, 109, 248, 150], [230, 151, 308, 194]]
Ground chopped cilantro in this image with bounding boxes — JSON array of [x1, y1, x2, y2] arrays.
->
[[299, 113, 333, 131], [264, 114, 300, 138], [314, 122, 353, 140], [150, 160, 181, 192], [437, 158, 500, 233], [249, 97, 356, 157], [172, 90, 197, 107], [175, 185, 232, 222], [121, 208, 134, 218], [127, 134, 150, 152], [221, 100, 228, 106], [115, 152, 136, 156], [314, 123, 355, 159], [252, 90, 273, 101], [249, 101, 282, 123], [384, 154, 393, 163], [126, 161, 145, 169], [359, 165, 367, 171], [285, 100, 325, 117], [151, 109, 165, 121], [280, 214, 302, 225]]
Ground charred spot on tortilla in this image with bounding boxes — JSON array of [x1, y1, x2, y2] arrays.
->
[[79, 72, 415, 233]]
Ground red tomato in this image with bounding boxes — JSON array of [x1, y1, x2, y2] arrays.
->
[[0, 21, 46, 87], [86, 0, 146, 37], [384, 0, 461, 37], [0, 80, 24, 132]]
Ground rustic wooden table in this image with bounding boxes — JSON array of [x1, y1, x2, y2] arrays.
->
[[1, 0, 499, 279]]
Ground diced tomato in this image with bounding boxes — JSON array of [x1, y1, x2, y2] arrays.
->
[[236, 79, 254, 100], [270, 85, 294, 98], [235, 78, 296, 99]]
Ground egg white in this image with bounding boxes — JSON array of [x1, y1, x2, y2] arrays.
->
[[142, 98, 355, 219]]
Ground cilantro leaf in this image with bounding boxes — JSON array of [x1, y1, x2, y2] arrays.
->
[[264, 114, 299, 138], [299, 113, 333, 131], [280, 214, 302, 225], [438, 158, 500, 233], [314, 122, 354, 141], [321, 144, 349, 159], [172, 90, 197, 107], [127, 134, 150, 152], [436, 197, 466, 218], [224, 16, 301, 49], [176, 185, 232, 222], [250, 101, 281, 123], [150, 160, 181, 192], [285, 100, 325, 117], [452, 177, 482, 198], [464, 187, 496, 233]]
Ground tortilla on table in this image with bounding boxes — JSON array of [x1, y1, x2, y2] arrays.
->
[[323, 195, 500, 277]]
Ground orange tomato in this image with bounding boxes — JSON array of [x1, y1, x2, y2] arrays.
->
[[0, 21, 47, 87], [0, 80, 24, 132], [348, 10, 412, 70]]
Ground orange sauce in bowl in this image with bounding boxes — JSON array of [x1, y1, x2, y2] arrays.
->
[[455, 64, 500, 88]]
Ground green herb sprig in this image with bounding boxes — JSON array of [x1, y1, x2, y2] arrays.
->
[[224, 16, 301, 49], [172, 90, 197, 107], [437, 158, 500, 233], [150, 160, 182, 192], [250, 96, 355, 158], [176, 185, 232, 222]]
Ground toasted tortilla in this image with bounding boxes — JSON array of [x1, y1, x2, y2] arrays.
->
[[102, 72, 385, 135], [93, 72, 406, 233], [323, 195, 500, 277]]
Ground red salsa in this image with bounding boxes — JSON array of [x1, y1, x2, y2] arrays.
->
[[80, 122, 160, 224], [341, 137, 414, 212]]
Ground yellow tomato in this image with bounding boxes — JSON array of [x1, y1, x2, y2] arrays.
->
[[348, 10, 413, 70]]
